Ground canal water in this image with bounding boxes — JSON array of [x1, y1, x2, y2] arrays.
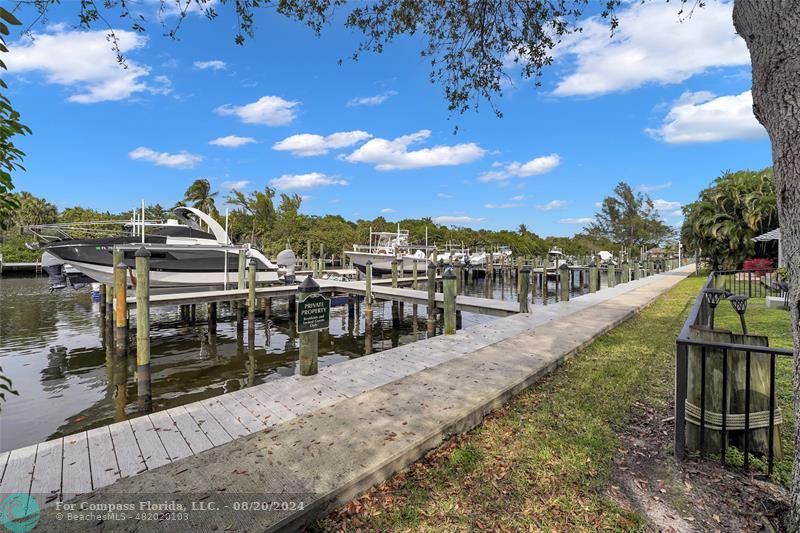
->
[[0, 270, 600, 451]]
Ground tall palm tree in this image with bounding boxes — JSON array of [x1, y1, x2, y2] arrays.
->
[[181, 179, 219, 219]]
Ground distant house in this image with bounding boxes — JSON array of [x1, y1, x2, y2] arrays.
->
[[647, 247, 667, 258], [752, 228, 784, 267]]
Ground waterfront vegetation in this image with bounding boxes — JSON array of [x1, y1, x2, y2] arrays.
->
[[2, 180, 668, 264], [681, 168, 779, 270], [317, 276, 794, 531]]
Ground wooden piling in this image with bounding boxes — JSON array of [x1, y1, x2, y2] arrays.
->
[[589, 263, 598, 293], [391, 259, 399, 288], [208, 302, 217, 334], [237, 251, 246, 330], [608, 263, 616, 288], [248, 259, 257, 335], [412, 259, 418, 290], [99, 283, 106, 315], [113, 261, 128, 358], [542, 269, 548, 305], [519, 266, 530, 313], [365, 259, 374, 339], [443, 268, 457, 335], [559, 263, 570, 302], [135, 247, 152, 412], [622, 261, 631, 283], [427, 261, 436, 335], [298, 276, 320, 376]]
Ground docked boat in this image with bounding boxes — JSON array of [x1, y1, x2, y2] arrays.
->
[[345, 228, 429, 276], [27, 207, 295, 289]]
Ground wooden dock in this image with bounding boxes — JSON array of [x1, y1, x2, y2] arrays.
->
[[2, 264, 690, 526], [122, 276, 519, 315]]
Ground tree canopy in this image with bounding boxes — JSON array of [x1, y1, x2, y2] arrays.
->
[[681, 168, 778, 270], [586, 182, 674, 248]]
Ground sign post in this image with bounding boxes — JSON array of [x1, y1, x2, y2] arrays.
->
[[296, 275, 330, 375]]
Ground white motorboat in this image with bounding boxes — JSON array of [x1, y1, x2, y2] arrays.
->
[[345, 227, 429, 275], [28, 207, 295, 289]]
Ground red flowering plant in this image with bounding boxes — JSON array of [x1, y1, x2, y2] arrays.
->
[[742, 258, 774, 277]]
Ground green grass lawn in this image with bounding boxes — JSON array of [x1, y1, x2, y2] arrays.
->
[[712, 292, 794, 485], [319, 275, 796, 531], [318, 276, 721, 531]]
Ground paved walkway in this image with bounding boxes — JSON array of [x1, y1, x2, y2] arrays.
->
[[6, 266, 693, 531]]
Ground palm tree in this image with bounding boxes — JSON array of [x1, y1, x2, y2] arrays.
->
[[12, 191, 57, 226], [181, 179, 219, 218], [518, 223, 529, 236], [681, 169, 777, 269]]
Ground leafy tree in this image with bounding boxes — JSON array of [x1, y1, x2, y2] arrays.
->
[[181, 179, 219, 219], [0, 7, 27, 230], [269, 193, 305, 253], [226, 186, 277, 245], [59, 206, 116, 223], [587, 182, 674, 248], [9, 191, 57, 226], [681, 168, 777, 270]]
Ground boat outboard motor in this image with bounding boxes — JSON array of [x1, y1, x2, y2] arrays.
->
[[41, 251, 67, 292], [276, 249, 297, 284]]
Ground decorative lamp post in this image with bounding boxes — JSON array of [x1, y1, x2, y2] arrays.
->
[[703, 288, 726, 329], [727, 294, 749, 334]]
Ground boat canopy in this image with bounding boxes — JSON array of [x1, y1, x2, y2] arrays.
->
[[173, 207, 229, 244]]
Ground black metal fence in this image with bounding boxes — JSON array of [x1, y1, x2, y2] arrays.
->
[[674, 270, 793, 476], [713, 268, 788, 299]]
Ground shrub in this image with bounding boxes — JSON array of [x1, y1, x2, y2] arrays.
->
[[742, 258, 774, 276]]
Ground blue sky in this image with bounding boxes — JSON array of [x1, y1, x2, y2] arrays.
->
[[6, 0, 770, 237]]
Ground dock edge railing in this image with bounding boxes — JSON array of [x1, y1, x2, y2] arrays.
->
[[674, 269, 793, 476]]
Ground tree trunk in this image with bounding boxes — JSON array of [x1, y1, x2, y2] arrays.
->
[[732, 1, 800, 529]]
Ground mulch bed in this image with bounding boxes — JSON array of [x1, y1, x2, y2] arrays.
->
[[612, 397, 791, 532]]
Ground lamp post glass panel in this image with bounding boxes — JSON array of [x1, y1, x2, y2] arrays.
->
[[727, 294, 749, 334], [703, 288, 726, 329]]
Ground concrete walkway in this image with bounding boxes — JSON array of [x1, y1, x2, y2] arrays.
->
[[24, 266, 693, 531]]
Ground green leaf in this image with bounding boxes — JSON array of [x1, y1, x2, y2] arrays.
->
[[0, 7, 22, 26]]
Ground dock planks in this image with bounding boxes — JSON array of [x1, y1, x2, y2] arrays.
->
[[124, 277, 515, 315], [1, 266, 691, 513]]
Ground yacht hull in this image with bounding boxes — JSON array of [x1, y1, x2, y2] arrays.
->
[[346, 252, 427, 276], [44, 241, 280, 288]]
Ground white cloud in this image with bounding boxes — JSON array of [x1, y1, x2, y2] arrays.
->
[[221, 180, 249, 190], [215, 96, 300, 126], [485, 203, 521, 209], [511, 195, 526, 201], [639, 181, 672, 193], [559, 217, 593, 225], [194, 60, 226, 70], [437, 192, 454, 199], [269, 172, 348, 190], [554, 1, 749, 97], [128, 147, 202, 169], [432, 215, 485, 225], [479, 154, 560, 182], [380, 208, 396, 213], [344, 130, 485, 171], [645, 90, 766, 143], [8, 28, 170, 103], [208, 135, 256, 148], [273, 131, 372, 157], [536, 200, 568, 211], [347, 90, 398, 107], [653, 199, 683, 217]]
